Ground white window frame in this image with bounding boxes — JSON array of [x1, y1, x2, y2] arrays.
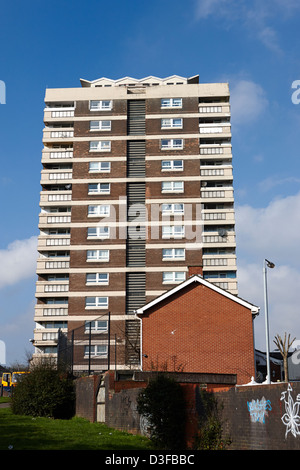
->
[[86, 249, 109, 262], [89, 100, 112, 111], [162, 225, 185, 239], [161, 181, 184, 193], [87, 226, 110, 239], [162, 248, 185, 260], [84, 320, 108, 333], [161, 98, 182, 108], [86, 273, 109, 285], [84, 344, 108, 358], [161, 139, 184, 150], [161, 203, 184, 215], [90, 120, 111, 131], [161, 118, 183, 129], [88, 183, 110, 194], [89, 141, 111, 152], [161, 160, 183, 171], [162, 271, 186, 283], [85, 296, 108, 309], [89, 161, 111, 173], [88, 205, 110, 217]]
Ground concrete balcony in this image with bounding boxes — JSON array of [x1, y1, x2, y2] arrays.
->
[[199, 123, 231, 138], [35, 281, 69, 296], [200, 187, 234, 202], [43, 127, 74, 143], [38, 235, 71, 248], [44, 107, 75, 122], [42, 149, 73, 163], [40, 169, 73, 184], [202, 233, 236, 247], [198, 101, 230, 115], [34, 304, 68, 321], [38, 213, 71, 229], [200, 166, 233, 179], [39, 191, 72, 204], [36, 258, 70, 273]]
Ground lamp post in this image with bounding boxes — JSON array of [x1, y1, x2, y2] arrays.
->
[[263, 259, 275, 384]]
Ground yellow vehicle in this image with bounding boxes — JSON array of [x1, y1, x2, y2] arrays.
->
[[1, 371, 29, 395]]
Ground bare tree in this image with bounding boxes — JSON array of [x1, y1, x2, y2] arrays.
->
[[273, 333, 295, 382]]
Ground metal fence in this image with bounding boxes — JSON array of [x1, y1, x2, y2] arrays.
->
[[57, 313, 113, 375]]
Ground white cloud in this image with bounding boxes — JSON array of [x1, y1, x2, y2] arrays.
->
[[230, 79, 268, 125], [258, 176, 300, 192], [194, 0, 300, 52], [235, 192, 300, 350], [0, 236, 38, 289], [235, 192, 300, 267]]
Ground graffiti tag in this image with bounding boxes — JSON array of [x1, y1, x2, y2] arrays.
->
[[247, 397, 272, 423]]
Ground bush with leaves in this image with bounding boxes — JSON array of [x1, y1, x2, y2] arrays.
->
[[137, 374, 186, 450], [11, 362, 75, 419], [194, 388, 231, 450]]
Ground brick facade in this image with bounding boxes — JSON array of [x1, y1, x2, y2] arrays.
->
[[137, 275, 258, 385]]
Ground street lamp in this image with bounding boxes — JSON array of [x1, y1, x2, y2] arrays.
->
[[263, 259, 275, 384]]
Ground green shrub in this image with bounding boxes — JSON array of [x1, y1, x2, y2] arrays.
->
[[137, 374, 186, 450], [11, 362, 75, 419], [194, 388, 231, 450]]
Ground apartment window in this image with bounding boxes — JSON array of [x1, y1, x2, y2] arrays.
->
[[162, 248, 185, 260], [89, 141, 111, 152], [89, 161, 111, 172], [88, 183, 110, 194], [161, 139, 183, 150], [84, 345, 108, 358], [86, 273, 109, 285], [162, 225, 185, 238], [203, 271, 236, 279], [84, 320, 108, 333], [161, 118, 183, 129], [161, 203, 184, 215], [90, 100, 112, 111], [45, 298, 68, 305], [161, 160, 183, 171], [85, 297, 108, 309], [88, 205, 110, 217], [161, 181, 184, 192], [161, 98, 182, 108], [90, 120, 111, 131], [163, 271, 186, 283], [87, 227, 109, 239], [87, 250, 109, 261]]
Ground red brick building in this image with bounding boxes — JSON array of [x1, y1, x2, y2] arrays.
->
[[136, 274, 259, 384]]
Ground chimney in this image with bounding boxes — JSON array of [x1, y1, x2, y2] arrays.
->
[[188, 265, 203, 277]]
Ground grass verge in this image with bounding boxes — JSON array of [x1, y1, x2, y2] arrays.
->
[[0, 407, 152, 450]]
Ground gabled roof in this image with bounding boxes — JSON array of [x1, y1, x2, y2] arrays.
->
[[136, 274, 260, 315]]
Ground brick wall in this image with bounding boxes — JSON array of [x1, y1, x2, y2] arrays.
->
[[214, 382, 300, 450], [75, 374, 300, 449], [139, 280, 256, 385]]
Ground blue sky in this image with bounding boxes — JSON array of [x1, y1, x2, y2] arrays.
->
[[0, 0, 300, 366]]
